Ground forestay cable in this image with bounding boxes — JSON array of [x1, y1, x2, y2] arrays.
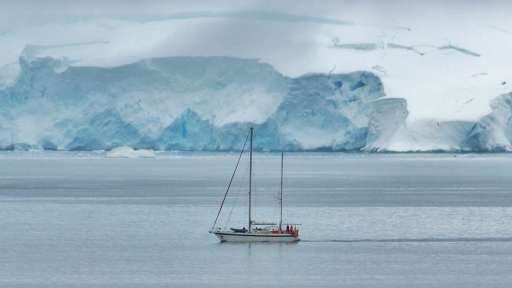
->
[[211, 131, 250, 230]]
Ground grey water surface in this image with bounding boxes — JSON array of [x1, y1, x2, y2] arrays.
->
[[1, 151, 512, 287]]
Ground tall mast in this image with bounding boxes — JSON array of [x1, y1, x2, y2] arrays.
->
[[248, 127, 253, 233], [280, 152, 284, 231]]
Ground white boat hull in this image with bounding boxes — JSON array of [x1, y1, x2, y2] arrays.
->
[[213, 231, 299, 242]]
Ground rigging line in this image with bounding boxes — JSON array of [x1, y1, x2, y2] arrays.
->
[[211, 131, 250, 230], [252, 158, 258, 219], [223, 160, 250, 230]]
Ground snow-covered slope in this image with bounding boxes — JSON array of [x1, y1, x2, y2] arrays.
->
[[364, 92, 512, 152], [1, 2, 512, 151]]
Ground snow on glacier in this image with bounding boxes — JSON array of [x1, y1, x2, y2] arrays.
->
[[1, 1, 512, 151]]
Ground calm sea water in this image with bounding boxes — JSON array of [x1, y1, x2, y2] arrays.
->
[[1, 151, 512, 287]]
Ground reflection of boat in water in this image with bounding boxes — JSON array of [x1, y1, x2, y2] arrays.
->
[[210, 127, 300, 242]]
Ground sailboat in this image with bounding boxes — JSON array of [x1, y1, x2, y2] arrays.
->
[[209, 127, 300, 242]]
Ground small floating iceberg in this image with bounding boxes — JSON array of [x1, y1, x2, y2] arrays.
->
[[105, 146, 156, 158]]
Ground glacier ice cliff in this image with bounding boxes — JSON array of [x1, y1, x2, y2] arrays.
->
[[2, 55, 512, 152], [2, 2, 512, 152], [0, 56, 384, 151]]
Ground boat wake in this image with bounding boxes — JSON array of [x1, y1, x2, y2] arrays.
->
[[302, 237, 512, 243]]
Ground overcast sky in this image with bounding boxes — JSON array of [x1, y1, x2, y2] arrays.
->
[[3, 0, 510, 26]]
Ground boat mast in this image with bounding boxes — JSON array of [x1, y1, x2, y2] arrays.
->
[[280, 152, 283, 231], [248, 127, 253, 233]]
